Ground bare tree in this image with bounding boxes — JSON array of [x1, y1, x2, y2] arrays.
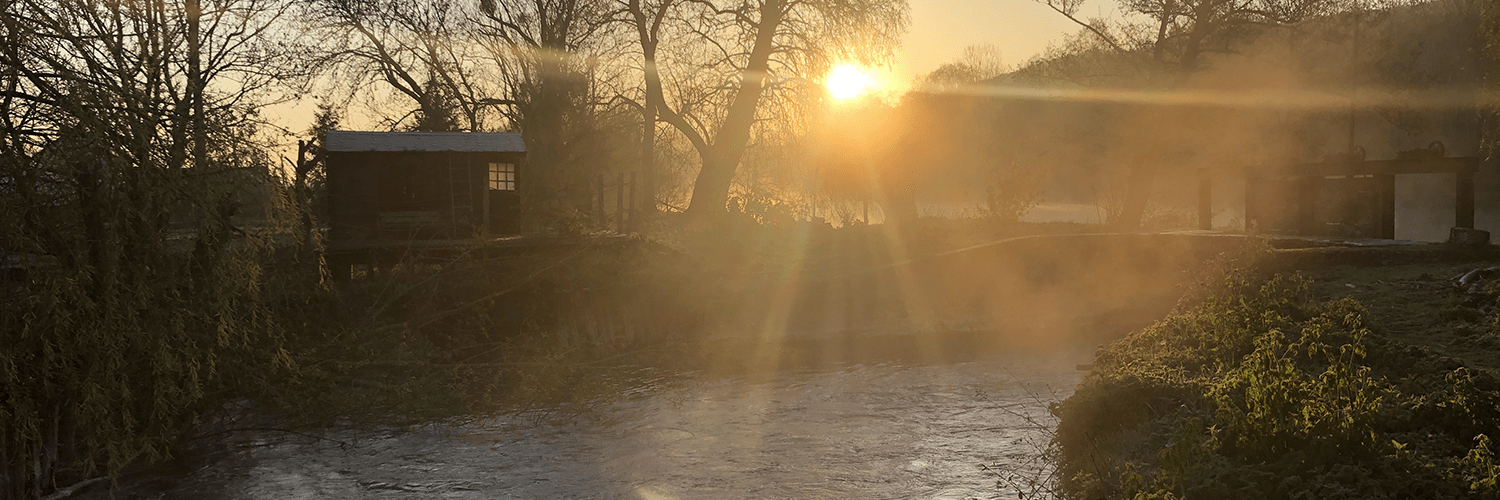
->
[[1039, 0, 1339, 71], [0, 0, 310, 494], [475, 0, 621, 205], [311, 0, 499, 131], [916, 44, 1008, 90], [626, 0, 908, 221], [621, 0, 677, 214]]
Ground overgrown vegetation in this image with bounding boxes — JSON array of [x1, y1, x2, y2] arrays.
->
[[253, 238, 714, 427], [1051, 247, 1500, 498], [0, 160, 297, 498]]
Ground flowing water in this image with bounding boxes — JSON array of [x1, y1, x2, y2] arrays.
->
[[176, 347, 1090, 500]]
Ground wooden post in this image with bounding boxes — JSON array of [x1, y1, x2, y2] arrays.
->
[[1298, 176, 1319, 236], [597, 173, 606, 225], [1456, 169, 1475, 229], [481, 159, 492, 235], [616, 172, 625, 233], [1378, 174, 1395, 239], [1197, 168, 1211, 230], [627, 172, 636, 232]]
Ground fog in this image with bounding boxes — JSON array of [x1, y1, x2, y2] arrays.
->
[[815, 0, 1494, 240], [5, 0, 1499, 495]]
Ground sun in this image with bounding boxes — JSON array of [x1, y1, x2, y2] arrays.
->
[[826, 65, 872, 100]]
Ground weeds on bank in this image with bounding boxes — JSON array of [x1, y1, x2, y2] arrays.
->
[[256, 239, 710, 430], [1051, 247, 1500, 499], [977, 370, 1070, 499]]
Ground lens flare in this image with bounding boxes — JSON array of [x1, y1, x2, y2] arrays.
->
[[917, 83, 1499, 110], [826, 65, 871, 100]]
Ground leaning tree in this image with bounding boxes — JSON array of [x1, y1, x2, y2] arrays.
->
[[625, 0, 908, 221]]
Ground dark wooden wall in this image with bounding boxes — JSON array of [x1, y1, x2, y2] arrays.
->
[[328, 150, 524, 243]]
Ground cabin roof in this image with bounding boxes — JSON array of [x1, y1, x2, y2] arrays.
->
[[324, 131, 526, 153]]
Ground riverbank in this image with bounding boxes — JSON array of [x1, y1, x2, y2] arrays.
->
[[1051, 243, 1500, 498], [62, 219, 1231, 500], [41, 218, 1254, 499]]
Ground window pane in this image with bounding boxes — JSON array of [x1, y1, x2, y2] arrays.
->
[[487, 162, 517, 191]]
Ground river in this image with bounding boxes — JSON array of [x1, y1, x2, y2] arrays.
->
[[148, 346, 1090, 500]]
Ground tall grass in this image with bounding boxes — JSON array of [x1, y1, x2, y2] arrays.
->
[[1, 167, 294, 498]]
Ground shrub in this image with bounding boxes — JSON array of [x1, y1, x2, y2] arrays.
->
[[1051, 249, 1500, 499]]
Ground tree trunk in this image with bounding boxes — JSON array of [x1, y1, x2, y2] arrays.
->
[[1179, 1, 1213, 70], [295, 140, 317, 244], [1152, 0, 1173, 62], [685, 149, 740, 218], [631, 0, 676, 219], [640, 101, 656, 215], [681, 0, 784, 220], [1482, 1, 1499, 156], [1116, 158, 1158, 229], [187, 0, 205, 169], [879, 171, 918, 225]]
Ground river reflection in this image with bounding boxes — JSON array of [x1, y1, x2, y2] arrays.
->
[[211, 347, 1089, 500]]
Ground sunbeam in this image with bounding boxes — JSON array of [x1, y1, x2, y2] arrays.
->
[[919, 83, 1500, 110]]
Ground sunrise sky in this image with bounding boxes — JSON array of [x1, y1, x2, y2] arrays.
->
[[267, 0, 1115, 134], [882, 0, 1111, 93]]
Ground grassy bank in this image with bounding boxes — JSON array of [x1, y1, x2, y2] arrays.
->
[[264, 217, 1111, 421], [1051, 245, 1500, 499], [12, 214, 1227, 499], [250, 217, 1239, 430]]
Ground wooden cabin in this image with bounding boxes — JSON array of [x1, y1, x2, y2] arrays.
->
[[325, 131, 526, 246]]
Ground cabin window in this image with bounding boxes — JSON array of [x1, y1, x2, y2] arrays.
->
[[488, 162, 516, 191]]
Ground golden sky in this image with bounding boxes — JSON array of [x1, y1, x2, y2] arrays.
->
[[882, 0, 1111, 92], [267, 0, 1112, 137]]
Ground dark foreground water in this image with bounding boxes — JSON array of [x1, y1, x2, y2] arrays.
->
[[171, 348, 1089, 500]]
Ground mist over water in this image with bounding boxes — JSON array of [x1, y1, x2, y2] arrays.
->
[[151, 230, 1237, 500]]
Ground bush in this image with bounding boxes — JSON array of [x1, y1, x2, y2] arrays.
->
[[1, 169, 292, 498], [1051, 250, 1500, 499]]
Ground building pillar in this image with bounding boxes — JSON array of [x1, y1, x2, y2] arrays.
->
[[616, 172, 626, 233], [1244, 177, 1259, 233], [1456, 169, 1475, 229], [1198, 169, 1212, 230], [1378, 174, 1395, 239]]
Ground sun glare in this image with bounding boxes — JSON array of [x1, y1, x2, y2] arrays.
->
[[826, 65, 871, 100]]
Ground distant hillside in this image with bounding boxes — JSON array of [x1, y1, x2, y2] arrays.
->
[[898, 0, 1492, 236]]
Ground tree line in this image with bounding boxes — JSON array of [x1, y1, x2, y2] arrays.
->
[[303, 0, 907, 219], [0, 0, 908, 495]]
